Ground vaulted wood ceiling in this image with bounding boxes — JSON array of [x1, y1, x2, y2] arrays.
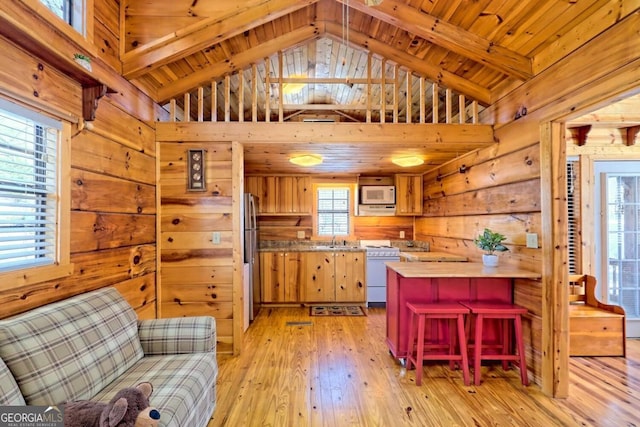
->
[[122, 0, 638, 174]]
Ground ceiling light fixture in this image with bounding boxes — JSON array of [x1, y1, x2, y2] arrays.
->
[[290, 154, 323, 167], [392, 156, 424, 167]]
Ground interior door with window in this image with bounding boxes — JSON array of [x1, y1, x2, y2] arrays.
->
[[595, 161, 640, 337]]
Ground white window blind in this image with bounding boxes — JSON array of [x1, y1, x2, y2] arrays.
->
[[567, 161, 578, 274], [0, 100, 60, 272], [39, 0, 84, 35], [317, 188, 350, 236]]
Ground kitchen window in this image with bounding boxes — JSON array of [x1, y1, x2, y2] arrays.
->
[[0, 98, 71, 287], [314, 184, 355, 237]]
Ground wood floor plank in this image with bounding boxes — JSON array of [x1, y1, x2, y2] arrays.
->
[[209, 307, 640, 426]]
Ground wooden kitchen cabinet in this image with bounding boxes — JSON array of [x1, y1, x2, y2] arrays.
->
[[302, 251, 335, 302], [259, 251, 301, 302], [395, 174, 423, 215], [335, 251, 366, 302], [302, 251, 366, 303], [245, 175, 311, 215]]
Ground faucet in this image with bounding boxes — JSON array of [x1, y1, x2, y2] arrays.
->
[[331, 236, 336, 247]]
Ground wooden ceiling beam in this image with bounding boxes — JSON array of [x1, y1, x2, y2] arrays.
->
[[157, 25, 321, 103], [567, 94, 640, 128], [122, 0, 320, 80], [324, 22, 491, 105], [336, 0, 533, 81], [157, 121, 495, 144]]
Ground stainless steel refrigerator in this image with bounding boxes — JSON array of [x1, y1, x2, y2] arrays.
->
[[243, 193, 261, 320]]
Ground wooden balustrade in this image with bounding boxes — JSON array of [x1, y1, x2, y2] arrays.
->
[[163, 52, 480, 124]]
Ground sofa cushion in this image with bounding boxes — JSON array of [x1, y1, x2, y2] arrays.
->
[[138, 316, 216, 355], [92, 353, 217, 427], [0, 357, 25, 405], [0, 288, 144, 405]]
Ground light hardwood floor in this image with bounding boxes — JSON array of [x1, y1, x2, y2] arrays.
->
[[209, 307, 640, 426]]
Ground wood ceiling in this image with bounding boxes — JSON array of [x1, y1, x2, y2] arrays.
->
[[122, 0, 638, 175]]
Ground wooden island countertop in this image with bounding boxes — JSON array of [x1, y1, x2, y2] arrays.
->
[[385, 261, 540, 361], [385, 261, 541, 279], [399, 251, 468, 262]]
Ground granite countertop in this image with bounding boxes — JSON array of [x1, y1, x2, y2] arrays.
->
[[259, 240, 429, 253], [259, 245, 365, 252]]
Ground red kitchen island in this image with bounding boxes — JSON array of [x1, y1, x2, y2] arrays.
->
[[385, 261, 541, 362]]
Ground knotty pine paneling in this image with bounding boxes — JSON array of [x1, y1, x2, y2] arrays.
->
[[158, 140, 235, 354], [71, 169, 156, 214], [71, 130, 156, 185], [257, 215, 313, 241], [353, 216, 414, 240], [422, 179, 541, 217], [71, 211, 156, 253], [92, 99, 157, 156], [0, 245, 156, 318], [0, 35, 82, 119], [161, 283, 233, 305], [415, 136, 543, 385], [0, 26, 159, 319], [423, 143, 540, 200]]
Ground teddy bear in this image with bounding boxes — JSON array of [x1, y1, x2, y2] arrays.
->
[[63, 382, 161, 427]]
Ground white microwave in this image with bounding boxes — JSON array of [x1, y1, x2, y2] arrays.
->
[[360, 185, 395, 205]]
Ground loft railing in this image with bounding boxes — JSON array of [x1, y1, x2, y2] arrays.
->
[[162, 51, 482, 124]]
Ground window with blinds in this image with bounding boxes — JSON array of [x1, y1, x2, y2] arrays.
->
[[567, 160, 579, 274], [40, 0, 85, 34], [0, 100, 60, 273], [317, 188, 350, 236]]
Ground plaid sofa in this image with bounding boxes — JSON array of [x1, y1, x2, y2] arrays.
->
[[0, 287, 217, 427]]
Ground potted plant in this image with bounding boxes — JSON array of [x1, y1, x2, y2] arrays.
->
[[474, 228, 509, 267], [73, 53, 92, 72]]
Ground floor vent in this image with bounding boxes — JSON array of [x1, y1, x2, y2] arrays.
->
[[286, 321, 313, 327]]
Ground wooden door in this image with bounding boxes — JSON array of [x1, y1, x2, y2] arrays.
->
[[335, 251, 366, 302], [302, 251, 335, 302], [260, 251, 285, 302]]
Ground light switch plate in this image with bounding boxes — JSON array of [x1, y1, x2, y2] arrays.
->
[[400, 231, 405, 239], [212, 232, 221, 244], [297, 230, 305, 239], [526, 233, 538, 248]]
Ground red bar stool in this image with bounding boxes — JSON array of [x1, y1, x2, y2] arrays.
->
[[405, 302, 470, 386], [461, 301, 529, 386]]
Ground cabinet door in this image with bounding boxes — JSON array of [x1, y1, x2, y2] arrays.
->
[[302, 251, 335, 302], [395, 174, 423, 215], [335, 252, 366, 302], [283, 252, 301, 302], [260, 252, 285, 302], [293, 176, 311, 214]]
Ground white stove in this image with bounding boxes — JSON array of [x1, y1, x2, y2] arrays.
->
[[360, 239, 401, 258], [360, 240, 400, 306]]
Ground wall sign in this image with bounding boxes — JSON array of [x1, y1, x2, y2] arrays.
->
[[187, 149, 206, 191]]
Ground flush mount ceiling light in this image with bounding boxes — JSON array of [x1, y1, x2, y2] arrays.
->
[[289, 154, 323, 167], [392, 156, 424, 167]]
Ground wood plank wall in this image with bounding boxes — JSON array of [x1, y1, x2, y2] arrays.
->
[[156, 139, 235, 354], [0, 3, 159, 319], [416, 8, 640, 395], [257, 215, 414, 241], [415, 137, 543, 382]]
